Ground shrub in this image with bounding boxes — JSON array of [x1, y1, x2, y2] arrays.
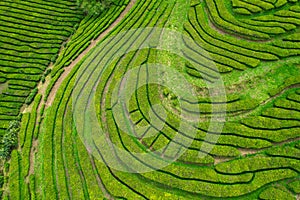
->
[[25, 88, 38, 105], [77, 0, 120, 15], [41, 75, 46, 84], [259, 186, 295, 200], [0, 121, 20, 160], [287, 179, 300, 194], [0, 175, 3, 188]]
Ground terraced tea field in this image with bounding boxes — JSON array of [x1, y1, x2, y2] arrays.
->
[[1, 0, 300, 199]]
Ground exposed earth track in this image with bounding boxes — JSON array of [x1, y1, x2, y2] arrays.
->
[[45, 0, 137, 109]]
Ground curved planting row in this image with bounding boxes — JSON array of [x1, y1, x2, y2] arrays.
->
[[77, 26, 300, 200], [231, 0, 295, 15], [183, 3, 300, 118], [206, 0, 300, 39], [5, 0, 176, 199]]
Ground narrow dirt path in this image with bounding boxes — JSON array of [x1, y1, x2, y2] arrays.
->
[[46, 0, 136, 108]]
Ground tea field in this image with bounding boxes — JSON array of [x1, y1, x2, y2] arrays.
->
[[1, 0, 300, 199]]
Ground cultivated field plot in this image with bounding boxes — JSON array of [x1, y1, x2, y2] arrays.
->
[[1, 0, 300, 199]]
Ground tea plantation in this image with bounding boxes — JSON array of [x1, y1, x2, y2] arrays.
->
[[1, 0, 300, 199]]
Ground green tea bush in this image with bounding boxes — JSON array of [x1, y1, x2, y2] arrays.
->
[[287, 179, 300, 194], [259, 186, 295, 200], [77, 0, 121, 15], [25, 88, 38, 105], [0, 121, 20, 159]]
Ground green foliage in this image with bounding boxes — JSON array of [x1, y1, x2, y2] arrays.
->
[[0, 121, 20, 160], [8, 150, 20, 200], [206, 0, 270, 39], [232, 0, 263, 13], [0, 175, 4, 188], [29, 175, 36, 200], [287, 179, 300, 194], [25, 88, 38, 105], [51, 0, 127, 77], [4, 163, 9, 174], [232, 0, 275, 14], [45, 69, 52, 77], [215, 155, 300, 174], [206, 0, 300, 39], [259, 186, 296, 200], [77, 0, 120, 15], [41, 75, 46, 84], [0, 0, 84, 146], [3, 0, 300, 199]]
